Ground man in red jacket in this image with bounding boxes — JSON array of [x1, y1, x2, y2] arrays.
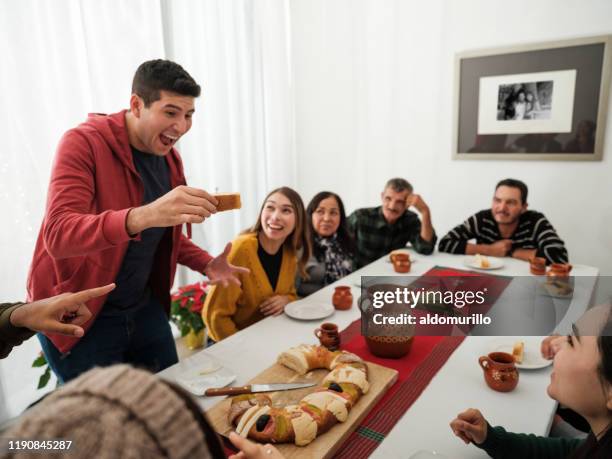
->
[[27, 59, 247, 383]]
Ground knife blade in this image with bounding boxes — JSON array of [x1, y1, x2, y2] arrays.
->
[[204, 382, 315, 396]]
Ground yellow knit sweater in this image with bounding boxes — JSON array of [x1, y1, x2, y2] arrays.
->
[[203, 232, 297, 341]]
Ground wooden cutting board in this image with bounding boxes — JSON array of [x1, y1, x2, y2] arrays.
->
[[206, 360, 398, 459]]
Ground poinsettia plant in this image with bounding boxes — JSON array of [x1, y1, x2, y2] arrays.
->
[[170, 281, 208, 337]]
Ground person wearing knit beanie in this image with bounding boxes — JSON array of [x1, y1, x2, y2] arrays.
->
[[3, 365, 220, 458], [2, 365, 285, 459]]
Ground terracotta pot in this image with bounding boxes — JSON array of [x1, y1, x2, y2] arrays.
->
[[529, 257, 546, 276], [390, 253, 411, 273], [365, 335, 414, 359], [332, 286, 353, 310], [314, 322, 340, 350], [478, 352, 519, 392], [547, 263, 572, 282]]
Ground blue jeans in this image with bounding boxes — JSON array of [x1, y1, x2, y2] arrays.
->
[[38, 296, 178, 384]]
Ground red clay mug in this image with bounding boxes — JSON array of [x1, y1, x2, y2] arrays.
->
[[332, 286, 353, 310], [478, 352, 519, 392], [547, 263, 573, 282], [314, 322, 340, 351], [529, 256, 546, 276], [390, 253, 411, 273]]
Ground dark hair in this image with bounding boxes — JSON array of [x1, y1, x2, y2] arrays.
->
[[132, 59, 201, 106], [570, 309, 612, 459], [385, 178, 413, 194], [245, 187, 311, 277], [495, 178, 528, 204], [306, 191, 356, 260], [598, 309, 612, 383], [163, 381, 227, 458]]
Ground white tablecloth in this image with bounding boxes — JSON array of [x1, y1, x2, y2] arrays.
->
[[159, 251, 598, 458]]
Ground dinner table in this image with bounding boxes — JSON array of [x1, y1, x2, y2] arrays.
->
[[159, 250, 599, 458]]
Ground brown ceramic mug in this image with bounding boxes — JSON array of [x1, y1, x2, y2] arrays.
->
[[547, 263, 573, 282], [390, 253, 411, 273], [529, 257, 546, 275], [332, 286, 353, 310], [314, 322, 340, 350], [478, 352, 519, 392]]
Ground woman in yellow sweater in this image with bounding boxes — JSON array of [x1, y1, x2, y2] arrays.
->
[[204, 187, 311, 342]]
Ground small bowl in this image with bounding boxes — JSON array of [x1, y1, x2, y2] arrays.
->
[[365, 335, 414, 359]]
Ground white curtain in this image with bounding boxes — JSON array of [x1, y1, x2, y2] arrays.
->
[[163, 0, 296, 286], [0, 0, 294, 422]]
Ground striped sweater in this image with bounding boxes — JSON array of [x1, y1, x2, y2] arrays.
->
[[438, 209, 568, 264]]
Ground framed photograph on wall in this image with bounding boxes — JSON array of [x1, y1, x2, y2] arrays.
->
[[453, 35, 612, 160]]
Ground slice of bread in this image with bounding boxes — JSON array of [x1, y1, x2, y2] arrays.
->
[[214, 193, 241, 212], [512, 341, 524, 364], [475, 254, 490, 268]]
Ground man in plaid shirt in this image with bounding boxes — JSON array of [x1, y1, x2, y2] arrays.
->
[[347, 178, 437, 268]]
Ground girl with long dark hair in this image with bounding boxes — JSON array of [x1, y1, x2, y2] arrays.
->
[[451, 305, 612, 458]]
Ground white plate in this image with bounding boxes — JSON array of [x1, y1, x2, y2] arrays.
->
[[285, 299, 335, 320], [409, 451, 448, 459], [488, 337, 553, 370], [175, 355, 237, 396], [463, 256, 504, 270]]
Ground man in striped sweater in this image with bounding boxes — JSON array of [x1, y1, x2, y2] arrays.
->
[[438, 178, 568, 264]]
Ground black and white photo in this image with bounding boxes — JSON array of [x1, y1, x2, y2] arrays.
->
[[497, 81, 553, 121]]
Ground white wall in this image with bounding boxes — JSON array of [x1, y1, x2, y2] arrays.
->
[[290, 0, 612, 275]]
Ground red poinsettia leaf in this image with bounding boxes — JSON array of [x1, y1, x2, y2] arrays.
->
[[193, 289, 204, 304]]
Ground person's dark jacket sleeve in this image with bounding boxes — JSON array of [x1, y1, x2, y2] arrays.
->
[[438, 214, 479, 254], [347, 211, 358, 239], [476, 423, 583, 458], [296, 259, 326, 297], [408, 216, 437, 255], [0, 303, 34, 359]]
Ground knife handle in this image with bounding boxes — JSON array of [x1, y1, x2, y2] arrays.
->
[[205, 385, 252, 396]]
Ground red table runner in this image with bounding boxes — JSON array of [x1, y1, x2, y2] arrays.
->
[[332, 320, 464, 458], [333, 266, 512, 457], [222, 266, 511, 457]]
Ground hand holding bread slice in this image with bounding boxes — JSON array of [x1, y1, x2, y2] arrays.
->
[[213, 192, 241, 212]]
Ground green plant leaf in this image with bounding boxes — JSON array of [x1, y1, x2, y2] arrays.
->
[[32, 354, 47, 368], [37, 366, 51, 389]]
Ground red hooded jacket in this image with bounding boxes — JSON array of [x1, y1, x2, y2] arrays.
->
[[26, 110, 212, 353]]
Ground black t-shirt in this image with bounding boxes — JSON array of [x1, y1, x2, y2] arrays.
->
[[104, 147, 171, 312], [257, 243, 283, 291]]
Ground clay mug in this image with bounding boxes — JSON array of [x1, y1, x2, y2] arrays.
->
[[332, 286, 353, 310], [314, 322, 340, 351], [529, 256, 546, 276], [478, 352, 519, 392], [390, 252, 411, 273], [547, 263, 573, 283]]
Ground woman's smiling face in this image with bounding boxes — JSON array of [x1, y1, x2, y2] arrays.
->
[[260, 192, 296, 242], [547, 307, 612, 420]]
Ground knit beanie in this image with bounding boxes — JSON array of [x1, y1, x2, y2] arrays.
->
[[3, 365, 214, 459]]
